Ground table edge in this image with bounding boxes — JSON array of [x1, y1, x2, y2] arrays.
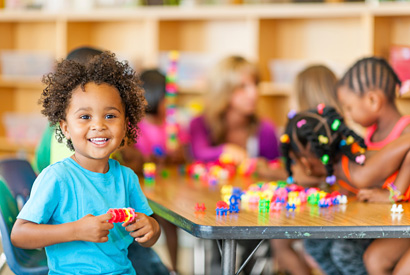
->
[[148, 199, 410, 239]]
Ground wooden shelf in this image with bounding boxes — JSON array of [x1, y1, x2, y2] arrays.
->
[[0, 77, 44, 89], [2, 3, 410, 21], [400, 92, 410, 99], [259, 82, 291, 96], [0, 136, 36, 155], [177, 82, 292, 95], [1, 1, 410, 153]]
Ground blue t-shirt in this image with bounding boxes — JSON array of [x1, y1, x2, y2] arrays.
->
[[18, 158, 153, 275]]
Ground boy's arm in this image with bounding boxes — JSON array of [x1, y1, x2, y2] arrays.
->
[[345, 133, 410, 188], [11, 213, 113, 249]]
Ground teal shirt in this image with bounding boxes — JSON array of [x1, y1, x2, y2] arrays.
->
[[18, 158, 153, 275]]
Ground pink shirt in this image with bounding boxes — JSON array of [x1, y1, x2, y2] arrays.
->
[[134, 118, 188, 157], [365, 115, 410, 150]]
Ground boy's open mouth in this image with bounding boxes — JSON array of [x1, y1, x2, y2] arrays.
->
[[89, 138, 109, 145]]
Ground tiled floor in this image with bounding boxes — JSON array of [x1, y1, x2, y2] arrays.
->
[[152, 229, 195, 275]]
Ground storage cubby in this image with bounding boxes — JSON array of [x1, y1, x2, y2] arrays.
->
[[259, 16, 368, 82], [374, 16, 410, 58], [67, 20, 153, 67]]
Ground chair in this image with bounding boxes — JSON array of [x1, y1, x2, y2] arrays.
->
[[0, 158, 37, 209], [0, 178, 48, 274]]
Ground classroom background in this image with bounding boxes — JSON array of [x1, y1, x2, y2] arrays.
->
[[1, 0, 410, 274]]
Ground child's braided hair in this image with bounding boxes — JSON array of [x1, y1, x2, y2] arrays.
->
[[280, 105, 366, 185], [339, 56, 401, 102]]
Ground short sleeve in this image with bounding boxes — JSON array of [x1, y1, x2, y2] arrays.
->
[[127, 170, 153, 216], [17, 167, 62, 224]]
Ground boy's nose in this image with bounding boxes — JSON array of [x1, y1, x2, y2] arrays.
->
[[91, 119, 107, 131]]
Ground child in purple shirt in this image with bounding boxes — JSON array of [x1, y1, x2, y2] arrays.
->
[[190, 116, 280, 162]]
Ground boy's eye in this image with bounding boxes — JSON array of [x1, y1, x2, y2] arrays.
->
[[80, 115, 90, 119]]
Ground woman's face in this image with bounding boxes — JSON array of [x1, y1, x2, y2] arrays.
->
[[230, 72, 258, 116]]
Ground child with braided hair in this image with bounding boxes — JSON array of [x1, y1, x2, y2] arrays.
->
[[338, 56, 410, 203], [282, 105, 410, 275], [282, 105, 366, 187], [336, 56, 410, 274]]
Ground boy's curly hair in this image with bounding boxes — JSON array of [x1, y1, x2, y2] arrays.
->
[[39, 51, 146, 151]]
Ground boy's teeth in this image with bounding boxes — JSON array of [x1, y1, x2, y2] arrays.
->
[[90, 138, 108, 144]]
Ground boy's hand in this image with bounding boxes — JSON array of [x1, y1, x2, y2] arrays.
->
[[73, 213, 114, 243], [123, 213, 160, 246]]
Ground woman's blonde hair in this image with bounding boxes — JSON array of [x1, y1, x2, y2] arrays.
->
[[295, 65, 341, 112], [204, 56, 259, 144]]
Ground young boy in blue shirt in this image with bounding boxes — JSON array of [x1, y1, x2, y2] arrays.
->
[[11, 52, 161, 274]]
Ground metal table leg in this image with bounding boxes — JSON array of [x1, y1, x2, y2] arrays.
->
[[194, 238, 205, 275], [221, 239, 237, 275]]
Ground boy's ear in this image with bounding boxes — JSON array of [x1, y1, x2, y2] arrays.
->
[[59, 120, 70, 140], [124, 118, 129, 132]]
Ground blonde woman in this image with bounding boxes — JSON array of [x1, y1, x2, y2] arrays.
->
[[189, 55, 280, 164], [295, 64, 340, 112], [189, 55, 281, 274]]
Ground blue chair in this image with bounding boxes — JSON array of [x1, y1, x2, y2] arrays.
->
[[0, 177, 48, 274], [0, 159, 37, 209]]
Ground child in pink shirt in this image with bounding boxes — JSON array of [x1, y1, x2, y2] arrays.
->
[[119, 69, 186, 274], [120, 69, 187, 173], [337, 56, 410, 274]]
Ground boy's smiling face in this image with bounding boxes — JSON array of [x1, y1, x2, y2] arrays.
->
[[60, 82, 126, 172]]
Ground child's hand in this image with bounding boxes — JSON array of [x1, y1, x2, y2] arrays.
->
[[222, 144, 247, 164], [73, 213, 114, 243], [255, 158, 270, 178], [357, 188, 391, 203], [123, 213, 160, 247]]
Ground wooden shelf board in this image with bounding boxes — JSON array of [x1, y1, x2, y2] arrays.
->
[[177, 82, 291, 96], [400, 92, 410, 99], [0, 78, 44, 89], [259, 81, 291, 96], [0, 136, 36, 155], [2, 3, 410, 22]]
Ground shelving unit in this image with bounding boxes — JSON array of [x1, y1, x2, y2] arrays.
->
[[1, 2, 410, 155]]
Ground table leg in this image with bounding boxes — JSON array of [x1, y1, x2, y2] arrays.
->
[[221, 239, 237, 275], [193, 238, 205, 275]]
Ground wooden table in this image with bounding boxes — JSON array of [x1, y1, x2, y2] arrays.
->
[[142, 168, 410, 275]]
